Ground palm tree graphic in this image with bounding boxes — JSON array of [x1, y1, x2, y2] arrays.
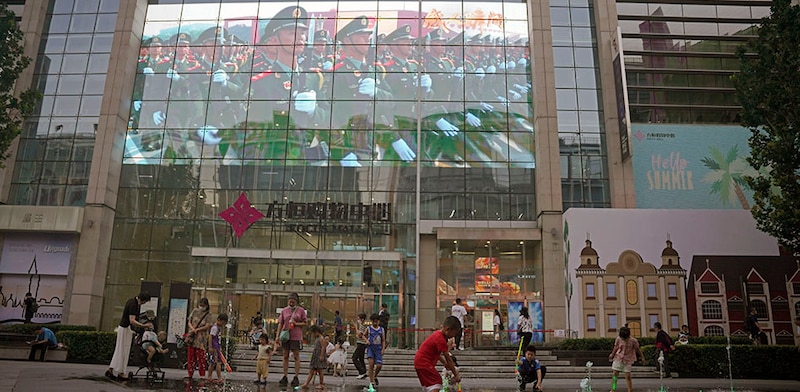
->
[[700, 145, 755, 209]]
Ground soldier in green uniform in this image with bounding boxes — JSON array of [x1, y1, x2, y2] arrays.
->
[[246, 6, 328, 162], [130, 36, 173, 159], [330, 15, 392, 167], [376, 24, 425, 163]]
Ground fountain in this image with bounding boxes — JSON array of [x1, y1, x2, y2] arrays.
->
[[579, 360, 593, 392], [657, 351, 667, 392], [726, 335, 734, 392]]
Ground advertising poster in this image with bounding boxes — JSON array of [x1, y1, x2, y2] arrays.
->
[[630, 124, 757, 209], [507, 300, 523, 344], [126, 1, 535, 168], [529, 301, 543, 342], [0, 233, 74, 324], [167, 298, 189, 344], [474, 257, 499, 293]]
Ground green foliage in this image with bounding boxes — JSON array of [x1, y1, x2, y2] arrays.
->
[[0, 324, 96, 335], [642, 344, 800, 379], [732, 0, 800, 254], [0, 4, 40, 167], [56, 331, 117, 363]]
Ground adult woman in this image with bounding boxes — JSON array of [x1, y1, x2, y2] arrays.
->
[[493, 309, 504, 344], [518, 306, 533, 351], [106, 291, 152, 382], [186, 298, 212, 380], [352, 313, 368, 379]]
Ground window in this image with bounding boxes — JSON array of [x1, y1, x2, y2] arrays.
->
[[668, 283, 678, 298], [626, 280, 638, 305], [747, 282, 764, 295], [670, 315, 680, 330], [702, 300, 723, 319], [647, 283, 657, 298], [585, 283, 595, 298], [608, 314, 618, 330], [648, 314, 659, 330], [607, 282, 617, 298], [627, 321, 641, 337], [700, 282, 720, 294], [750, 300, 767, 318], [793, 282, 800, 295], [704, 325, 725, 336], [796, 302, 800, 317], [587, 315, 596, 330]]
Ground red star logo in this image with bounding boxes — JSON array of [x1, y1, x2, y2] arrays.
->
[[218, 193, 264, 238]]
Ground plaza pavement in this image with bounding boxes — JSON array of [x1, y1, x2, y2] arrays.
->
[[1, 360, 799, 391]]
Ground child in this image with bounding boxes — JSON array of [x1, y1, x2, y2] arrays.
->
[[301, 325, 328, 389], [677, 324, 690, 345], [253, 334, 273, 385], [608, 326, 644, 392], [328, 338, 348, 377], [413, 315, 461, 392], [366, 313, 386, 388], [207, 313, 228, 382], [441, 337, 460, 388], [141, 328, 169, 371], [518, 345, 546, 391]]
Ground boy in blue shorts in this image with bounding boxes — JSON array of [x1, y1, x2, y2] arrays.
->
[[366, 313, 386, 389]]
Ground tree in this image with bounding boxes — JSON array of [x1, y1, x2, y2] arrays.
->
[[0, 4, 39, 168], [733, 0, 800, 254], [700, 145, 756, 209]]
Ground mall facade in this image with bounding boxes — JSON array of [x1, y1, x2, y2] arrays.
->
[[0, 0, 769, 345]]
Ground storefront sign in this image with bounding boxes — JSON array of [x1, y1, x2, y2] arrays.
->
[[266, 202, 393, 235]]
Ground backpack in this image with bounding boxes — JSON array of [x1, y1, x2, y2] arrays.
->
[[29, 300, 39, 313]]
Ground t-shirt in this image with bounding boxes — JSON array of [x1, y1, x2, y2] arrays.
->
[[257, 343, 273, 359], [367, 325, 384, 347], [210, 324, 221, 349], [279, 306, 307, 341], [24, 297, 35, 314], [518, 357, 541, 377], [119, 297, 140, 328], [451, 304, 467, 327], [414, 330, 448, 369], [518, 316, 533, 333], [335, 315, 343, 331], [36, 327, 57, 345], [379, 309, 390, 329], [612, 336, 640, 366]]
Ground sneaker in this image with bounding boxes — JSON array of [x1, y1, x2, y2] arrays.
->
[[374, 377, 379, 385], [356, 373, 368, 380], [279, 376, 288, 386], [253, 380, 261, 385], [291, 376, 300, 387]]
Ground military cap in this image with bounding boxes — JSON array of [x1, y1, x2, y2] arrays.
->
[[446, 31, 465, 46], [377, 33, 386, 44], [142, 36, 163, 47], [262, 6, 308, 40], [481, 35, 494, 45], [167, 32, 192, 46], [314, 29, 330, 43], [336, 15, 372, 40], [425, 28, 447, 43], [196, 26, 229, 45], [384, 24, 415, 43]]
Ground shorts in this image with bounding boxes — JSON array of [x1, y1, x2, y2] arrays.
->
[[257, 358, 269, 376], [612, 359, 631, 373], [208, 349, 222, 365], [366, 345, 383, 365], [416, 367, 443, 391], [282, 340, 301, 352], [142, 342, 155, 351]]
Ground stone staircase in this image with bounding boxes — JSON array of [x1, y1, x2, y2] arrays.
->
[[229, 344, 662, 379]]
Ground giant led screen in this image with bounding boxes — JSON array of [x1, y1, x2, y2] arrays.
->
[[125, 1, 534, 168]]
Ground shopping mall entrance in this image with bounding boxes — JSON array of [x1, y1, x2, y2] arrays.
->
[[188, 247, 406, 344]]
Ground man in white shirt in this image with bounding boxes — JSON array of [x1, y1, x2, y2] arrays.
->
[[451, 298, 467, 350]]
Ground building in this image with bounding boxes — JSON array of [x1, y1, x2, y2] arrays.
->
[[575, 238, 687, 338], [0, 0, 783, 345], [687, 255, 800, 345]]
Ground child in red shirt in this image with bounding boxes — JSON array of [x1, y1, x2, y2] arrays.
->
[[414, 316, 462, 392]]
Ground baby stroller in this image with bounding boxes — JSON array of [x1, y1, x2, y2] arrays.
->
[[128, 314, 166, 383]]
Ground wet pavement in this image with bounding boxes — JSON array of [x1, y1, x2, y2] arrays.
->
[[2, 361, 799, 392]]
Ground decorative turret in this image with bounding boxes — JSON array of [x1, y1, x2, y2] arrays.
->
[[661, 237, 681, 269], [580, 239, 599, 266]]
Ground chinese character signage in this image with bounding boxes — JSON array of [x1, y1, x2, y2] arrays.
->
[[125, 1, 534, 169]]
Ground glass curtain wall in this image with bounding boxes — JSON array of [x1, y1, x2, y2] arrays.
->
[[103, 0, 537, 329], [8, 0, 119, 206], [551, 0, 610, 209], [616, 1, 770, 124]]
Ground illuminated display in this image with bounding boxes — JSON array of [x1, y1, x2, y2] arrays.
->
[[125, 1, 534, 168]]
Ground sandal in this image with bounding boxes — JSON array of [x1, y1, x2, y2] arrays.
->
[[104, 370, 114, 379]]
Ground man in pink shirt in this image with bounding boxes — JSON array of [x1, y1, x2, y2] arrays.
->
[[276, 293, 307, 388]]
